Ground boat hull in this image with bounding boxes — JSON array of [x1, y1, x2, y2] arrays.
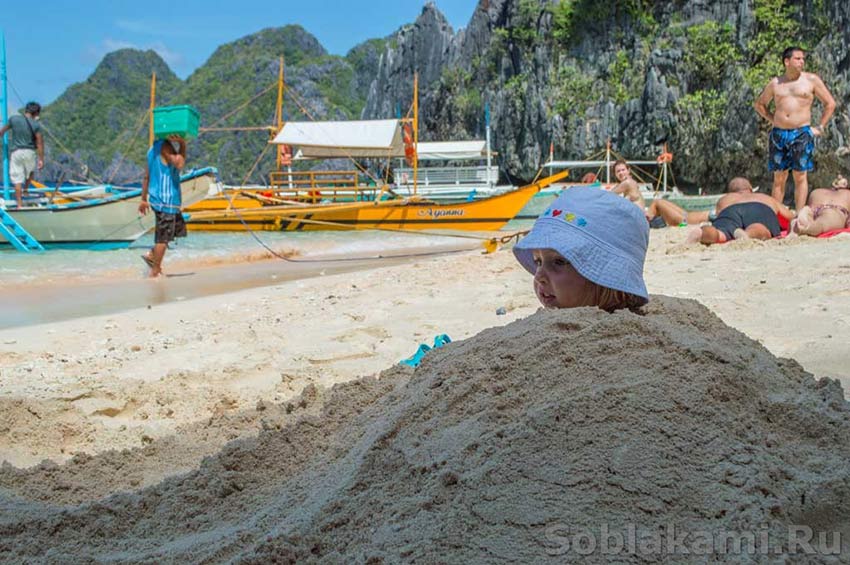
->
[[186, 171, 568, 232], [1, 169, 220, 248]]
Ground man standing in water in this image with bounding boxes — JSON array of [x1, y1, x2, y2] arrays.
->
[[0, 102, 44, 208], [754, 46, 836, 212]]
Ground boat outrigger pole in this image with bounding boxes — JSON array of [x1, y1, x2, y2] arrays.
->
[[148, 72, 156, 147], [275, 56, 284, 170], [1, 31, 10, 198], [413, 72, 419, 194]]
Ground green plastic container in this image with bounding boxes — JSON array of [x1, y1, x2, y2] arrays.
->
[[153, 105, 200, 139]]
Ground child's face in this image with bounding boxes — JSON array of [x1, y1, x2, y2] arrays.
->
[[614, 164, 631, 182], [531, 249, 596, 308]]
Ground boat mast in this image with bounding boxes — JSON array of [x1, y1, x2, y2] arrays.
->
[[274, 55, 293, 188], [275, 55, 284, 171], [1, 31, 10, 197], [148, 72, 156, 147], [605, 138, 611, 184], [485, 102, 492, 188], [413, 72, 418, 194]]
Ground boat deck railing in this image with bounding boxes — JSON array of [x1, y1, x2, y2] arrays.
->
[[394, 165, 498, 188], [265, 170, 384, 203]]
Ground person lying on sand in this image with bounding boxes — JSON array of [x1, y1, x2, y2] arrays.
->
[[792, 175, 850, 236], [513, 186, 649, 312], [645, 178, 757, 229], [645, 198, 711, 228], [687, 177, 796, 245]]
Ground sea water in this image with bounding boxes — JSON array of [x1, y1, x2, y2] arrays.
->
[[0, 229, 511, 289]]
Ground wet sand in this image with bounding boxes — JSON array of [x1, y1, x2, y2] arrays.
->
[[0, 241, 482, 329]]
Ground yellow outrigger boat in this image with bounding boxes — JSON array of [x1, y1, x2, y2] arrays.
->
[[184, 69, 568, 232], [185, 169, 567, 232]]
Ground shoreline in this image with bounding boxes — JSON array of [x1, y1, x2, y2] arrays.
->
[[0, 228, 848, 470], [0, 241, 483, 329]]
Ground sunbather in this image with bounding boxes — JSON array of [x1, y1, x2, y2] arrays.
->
[[687, 177, 795, 245], [792, 175, 850, 236], [645, 177, 756, 228], [513, 186, 649, 312]]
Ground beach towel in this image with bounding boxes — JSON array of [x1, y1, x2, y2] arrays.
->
[[817, 227, 850, 238]]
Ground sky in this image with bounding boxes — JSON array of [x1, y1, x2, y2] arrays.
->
[[1, 0, 478, 111]]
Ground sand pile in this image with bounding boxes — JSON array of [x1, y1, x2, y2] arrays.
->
[[0, 296, 848, 562]]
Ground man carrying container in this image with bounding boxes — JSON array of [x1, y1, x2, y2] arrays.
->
[[139, 134, 187, 278], [139, 104, 198, 278]]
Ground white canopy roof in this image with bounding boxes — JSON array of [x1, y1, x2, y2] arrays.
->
[[271, 119, 404, 158], [416, 140, 490, 161]]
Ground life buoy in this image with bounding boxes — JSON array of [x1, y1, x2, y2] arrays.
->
[[279, 144, 293, 166], [403, 124, 415, 166]]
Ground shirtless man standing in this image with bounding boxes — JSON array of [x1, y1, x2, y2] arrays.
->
[[754, 46, 836, 212], [793, 175, 850, 236]]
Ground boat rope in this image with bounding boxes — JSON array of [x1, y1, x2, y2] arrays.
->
[[214, 192, 473, 263], [105, 108, 151, 184], [202, 83, 278, 130], [212, 188, 527, 263], [38, 126, 105, 184], [239, 140, 274, 187]]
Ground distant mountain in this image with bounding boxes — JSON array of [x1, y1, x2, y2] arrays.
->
[[40, 25, 379, 184], [41, 49, 181, 184], [36, 1, 849, 192]]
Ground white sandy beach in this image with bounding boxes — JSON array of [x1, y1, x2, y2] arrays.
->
[[0, 227, 849, 561], [0, 228, 847, 472]]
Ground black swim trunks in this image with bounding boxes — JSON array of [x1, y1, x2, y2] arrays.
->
[[768, 126, 814, 172], [648, 215, 667, 229], [711, 202, 781, 239], [154, 210, 187, 244]]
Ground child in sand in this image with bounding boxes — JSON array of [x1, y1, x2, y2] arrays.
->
[[513, 186, 649, 311]]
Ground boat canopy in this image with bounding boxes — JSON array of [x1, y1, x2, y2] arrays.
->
[[416, 141, 492, 161], [271, 119, 405, 158]]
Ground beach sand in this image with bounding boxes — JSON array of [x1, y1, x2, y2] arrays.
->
[[0, 228, 848, 560]]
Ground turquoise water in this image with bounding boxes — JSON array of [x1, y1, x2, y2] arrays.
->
[[0, 229, 508, 288]]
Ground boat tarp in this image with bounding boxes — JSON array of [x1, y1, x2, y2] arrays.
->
[[416, 141, 491, 161], [271, 119, 404, 158]]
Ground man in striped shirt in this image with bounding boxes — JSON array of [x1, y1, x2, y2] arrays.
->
[[139, 135, 187, 277]]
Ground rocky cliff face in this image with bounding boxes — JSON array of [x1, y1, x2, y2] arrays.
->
[[363, 0, 848, 192]]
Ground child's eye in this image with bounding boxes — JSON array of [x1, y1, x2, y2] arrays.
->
[[554, 258, 568, 267], [532, 257, 542, 266]]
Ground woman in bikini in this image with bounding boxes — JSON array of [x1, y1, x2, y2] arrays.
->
[[793, 175, 850, 236]]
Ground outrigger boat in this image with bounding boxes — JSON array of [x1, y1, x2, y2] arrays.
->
[[0, 34, 220, 251], [186, 74, 568, 232], [186, 169, 564, 232], [1, 168, 221, 249]]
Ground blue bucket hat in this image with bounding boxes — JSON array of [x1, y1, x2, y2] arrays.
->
[[513, 186, 649, 304]]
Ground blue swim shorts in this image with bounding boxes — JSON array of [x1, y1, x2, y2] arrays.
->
[[768, 126, 814, 172]]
